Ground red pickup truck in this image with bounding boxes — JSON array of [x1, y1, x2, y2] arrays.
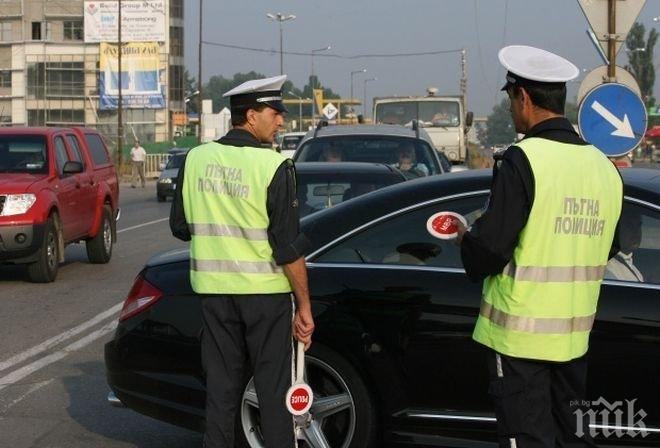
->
[[0, 127, 119, 282]]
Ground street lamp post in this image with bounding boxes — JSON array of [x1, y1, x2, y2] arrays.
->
[[198, 0, 203, 144], [288, 91, 304, 131], [266, 13, 296, 75], [350, 69, 367, 110], [363, 77, 377, 120], [310, 45, 330, 126]]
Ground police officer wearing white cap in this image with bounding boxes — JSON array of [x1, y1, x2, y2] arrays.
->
[[456, 46, 623, 447], [170, 75, 314, 448]]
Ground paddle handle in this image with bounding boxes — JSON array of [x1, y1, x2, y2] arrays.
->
[[295, 341, 305, 384]]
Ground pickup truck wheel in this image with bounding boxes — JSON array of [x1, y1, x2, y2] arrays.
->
[[26, 216, 59, 283], [86, 205, 114, 264]]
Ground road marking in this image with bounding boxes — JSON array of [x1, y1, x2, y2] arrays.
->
[[0, 303, 122, 374], [0, 321, 117, 391], [117, 217, 169, 234], [0, 379, 53, 413]]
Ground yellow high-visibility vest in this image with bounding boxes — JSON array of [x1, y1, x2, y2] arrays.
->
[[473, 138, 622, 361], [182, 142, 291, 294]]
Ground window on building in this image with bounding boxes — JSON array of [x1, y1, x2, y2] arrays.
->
[[0, 70, 11, 88], [46, 62, 84, 97], [32, 22, 41, 40], [63, 21, 83, 41], [28, 109, 45, 126], [46, 109, 84, 125], [27, 63, 45, 99], [170, 26, 183, 56], [169, 65, 184, 102], [0, 22, 11, 42], [170, 0, 183, 19]]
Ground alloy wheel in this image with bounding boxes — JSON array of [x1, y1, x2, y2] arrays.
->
[[241, 355, 356, 448]]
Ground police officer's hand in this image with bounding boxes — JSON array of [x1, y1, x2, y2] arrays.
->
[[294, 307, 315, 351]]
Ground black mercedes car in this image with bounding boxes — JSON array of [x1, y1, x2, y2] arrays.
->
[[105, 169, 660, 447]]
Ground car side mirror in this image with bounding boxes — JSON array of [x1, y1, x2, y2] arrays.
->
[[465, 111, 474, 129], [63, 160, 84, 175]]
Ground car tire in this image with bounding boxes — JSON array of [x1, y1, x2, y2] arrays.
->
[[157, 194, 166, 202], [236, 344, 378, 448], [26, 215, 59, 283], [86, 205, 114, 264]]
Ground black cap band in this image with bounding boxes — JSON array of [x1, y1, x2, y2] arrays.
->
[[230, 90, 288, 113], [501, 71, 566, 91]]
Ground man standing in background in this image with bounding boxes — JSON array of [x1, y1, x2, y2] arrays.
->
[[130, 140, 146, 188]]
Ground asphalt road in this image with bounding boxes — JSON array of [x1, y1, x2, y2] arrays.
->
[[0, 182, 201, 448]]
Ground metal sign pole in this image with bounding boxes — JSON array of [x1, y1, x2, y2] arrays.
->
[[607, 0, 616, 81]]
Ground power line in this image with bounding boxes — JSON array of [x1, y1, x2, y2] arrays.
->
[[201, 40, 463, 60]]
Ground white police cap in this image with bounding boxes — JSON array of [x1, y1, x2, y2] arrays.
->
[[223, 75, 288, 113], [498, 45, 579, 91]]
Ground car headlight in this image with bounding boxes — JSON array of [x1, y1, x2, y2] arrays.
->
[[1, 194, 37, 216], [159, 178, 172, 184]]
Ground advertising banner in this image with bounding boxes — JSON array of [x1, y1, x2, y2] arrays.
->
[[85, 1, 166, 43], [99, 42, 165, 110]]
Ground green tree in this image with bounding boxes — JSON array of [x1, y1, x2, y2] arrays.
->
[[485, 98, 516, 147], [565, 101, 578, 124], [625, 22, 658, 107]]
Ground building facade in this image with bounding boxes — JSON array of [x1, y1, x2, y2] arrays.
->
[[0, 0, 184, 145]]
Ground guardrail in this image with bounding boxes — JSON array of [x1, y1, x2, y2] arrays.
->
[[145, 154, 170, 178]]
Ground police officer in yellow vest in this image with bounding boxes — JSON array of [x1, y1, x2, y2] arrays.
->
[[170, 75, 314, 448], [456, 46, 623, 448]]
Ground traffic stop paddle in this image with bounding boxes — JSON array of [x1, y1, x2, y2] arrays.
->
[[286, 341, 313, 416]]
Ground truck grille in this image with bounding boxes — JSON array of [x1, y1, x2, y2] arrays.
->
[[0, 195, 5, 215]]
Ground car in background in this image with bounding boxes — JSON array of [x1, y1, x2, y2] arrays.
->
[[278, 131, 306, 158], [157, 149, 188, 202], [0, 127, 119, 282], [105, 168, 660, 447], [295, 162, 406, 217], [293, 123, 447, 178]]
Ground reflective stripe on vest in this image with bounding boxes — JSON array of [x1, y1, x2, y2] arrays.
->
[[182, 142, 292, 294], [191, 259, 282, 274], [472, 138, 622, 362], [189, 223, 269, 241], [479, 301, 595, 334], [502, 260, 607, 282]]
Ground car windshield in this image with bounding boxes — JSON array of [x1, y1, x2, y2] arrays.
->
[[297, 171, 401, 218], [0, 136, 48, 174], [166, 154, 186, 170], [282, 136, 303, 150], [376, 100, 460, 127], [296, 136, 439, 177]]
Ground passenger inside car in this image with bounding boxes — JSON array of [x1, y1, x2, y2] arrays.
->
[[606, 207, 644, 282], [321, 144, 344, 162], [390, 143, 429, 179]]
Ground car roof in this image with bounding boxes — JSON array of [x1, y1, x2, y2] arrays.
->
[[295, 161, 402, 176], [0, 127, 96, 136], [282, 132, 307, 137], [300, 124, 424, 143]]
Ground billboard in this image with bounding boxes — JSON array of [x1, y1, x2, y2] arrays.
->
[[85, 1, 166, 43], [99, 42, 165, 110]]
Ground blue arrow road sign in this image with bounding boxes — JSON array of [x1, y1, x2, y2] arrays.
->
[[578, 83, 647, 157]]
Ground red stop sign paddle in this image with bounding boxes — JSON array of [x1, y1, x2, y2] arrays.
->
[[426, 211, 468, 240], [286, 342, 314, 416]]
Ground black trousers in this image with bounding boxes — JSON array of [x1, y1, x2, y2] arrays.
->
[[487, 350, 597, 448], [201, 293, 294, 448]]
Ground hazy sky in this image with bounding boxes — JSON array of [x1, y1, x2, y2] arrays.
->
[[184, 1, 660, 117]]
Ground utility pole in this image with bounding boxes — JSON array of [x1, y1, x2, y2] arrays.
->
[[197, 0, 203, 144], [117, 0, 123, 170], [266, 13, 296, 75], [607, 0, 616, 81]]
